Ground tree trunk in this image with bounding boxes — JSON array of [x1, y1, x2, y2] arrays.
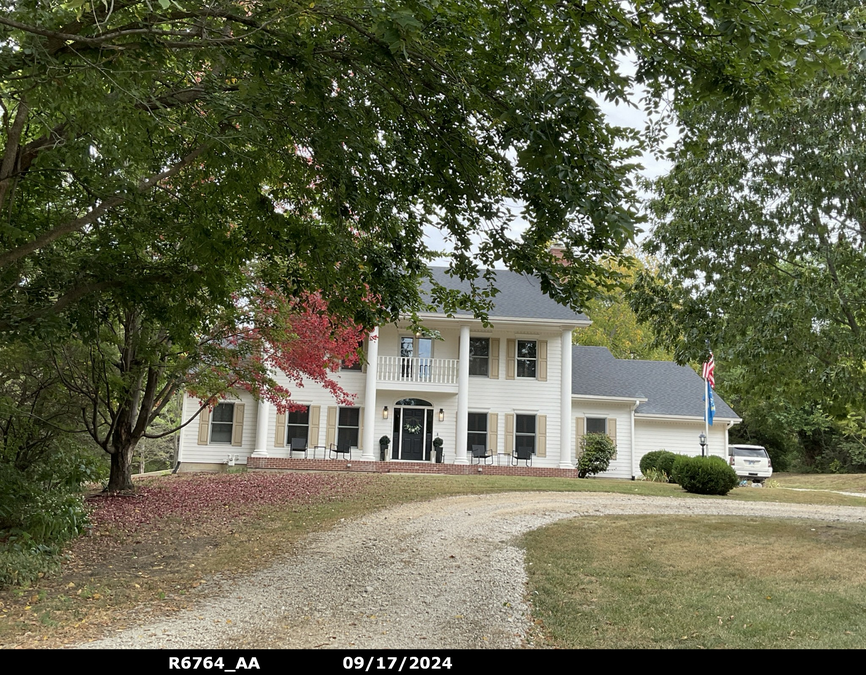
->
[[106, 441, 137, 492]]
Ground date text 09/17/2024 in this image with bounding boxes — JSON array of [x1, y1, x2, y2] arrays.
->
[[167, 655, 455, 672]]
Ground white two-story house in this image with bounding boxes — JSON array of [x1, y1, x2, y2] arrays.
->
[[177, 268, 739, 478]]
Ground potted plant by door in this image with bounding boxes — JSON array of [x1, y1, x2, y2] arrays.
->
[[433, 436, 444, 464], [379, 435, 390, 462]]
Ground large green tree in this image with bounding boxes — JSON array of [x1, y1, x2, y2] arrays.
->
[[0, 1, 842, 489], [634, 0, 866, 468], [0, 0, 840, 325]]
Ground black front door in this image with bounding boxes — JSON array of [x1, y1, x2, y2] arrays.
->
[[400, 408, 426, 461]]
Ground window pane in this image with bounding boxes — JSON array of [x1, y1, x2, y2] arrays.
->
[[210, 424, 232, 443], [586, 418, 606, 434], [517, 341, 536, 358], [395, 398, 433, 407], [516, 414, 535, 434], [470, 358, 489, 376], [468, 413, 487, 432], [515, 434, 535, 453], [400, 337, 414, 358], [339, 407, 360, 426], [342, 340, 364, 370], [469, 338, 489, 357], [212, 403, 234, 422], [516, 360, 536, 378], [417, 338, 433, 359], [288, 409, 309, 425]]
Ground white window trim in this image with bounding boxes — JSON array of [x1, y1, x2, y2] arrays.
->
[[469, 337, 490, 377], [210, 402, 235, 444], [516, 340, 537, 378], [515, 413, 536, 454]]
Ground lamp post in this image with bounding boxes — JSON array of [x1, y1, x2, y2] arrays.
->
[[699, 432, 707, 457]]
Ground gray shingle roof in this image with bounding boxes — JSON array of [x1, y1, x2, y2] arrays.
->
[[572, 346, 738, 419], [421, 267, 589, 323]]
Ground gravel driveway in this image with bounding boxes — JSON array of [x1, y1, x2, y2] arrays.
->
[[79, 491, 866, 649]]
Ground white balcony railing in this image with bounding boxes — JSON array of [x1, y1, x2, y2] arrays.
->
[[377, 356, 459, 386]]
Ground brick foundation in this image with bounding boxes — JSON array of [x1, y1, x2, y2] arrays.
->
[[246, 456, 580, 479]]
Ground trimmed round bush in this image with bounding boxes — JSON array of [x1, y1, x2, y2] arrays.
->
[[671, 455, 739, 495], [640, 450, 678, 480], [578, 433, 617, 478]]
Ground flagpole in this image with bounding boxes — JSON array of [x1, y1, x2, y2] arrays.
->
[[702, 349, 714, 455]]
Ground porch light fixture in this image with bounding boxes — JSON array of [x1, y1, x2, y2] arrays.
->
[[382, 406, 389, 419], [438, 408, 445, 422], [699, 432, 707, 457]]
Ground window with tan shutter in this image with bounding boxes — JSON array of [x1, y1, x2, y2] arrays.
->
[[210, 403, 235, 444], [337, 407, 361, 452], [516, 341, 537, 378]]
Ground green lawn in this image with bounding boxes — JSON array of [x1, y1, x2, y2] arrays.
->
[[524, 515, 866, 648], [3, 471, 866, 648], [772, 472, 866, 494]]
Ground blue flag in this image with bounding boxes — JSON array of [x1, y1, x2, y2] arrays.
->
[[704, 380, 715, 426]]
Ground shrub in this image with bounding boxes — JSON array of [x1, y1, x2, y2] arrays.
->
[[0, 439, 106, 588], [671, 455, 739, 495], [578, 433, 617, 478], [641, 467, 669, 483], [640, 450, 678, 480]]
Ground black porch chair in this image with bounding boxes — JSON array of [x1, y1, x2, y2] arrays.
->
[[289, 437, 308, 458], [329, 443, 352, 460], [470, 444, 493, 465], [511, 446, 533, 467]]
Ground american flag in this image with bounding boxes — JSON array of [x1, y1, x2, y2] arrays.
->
[[702, 352, 715, 389]]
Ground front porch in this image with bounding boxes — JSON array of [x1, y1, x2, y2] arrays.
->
[[246, 455, 581, 479]]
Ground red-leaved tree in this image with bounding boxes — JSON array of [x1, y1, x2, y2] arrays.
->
[[59, 287, 369, 492], [188, 288, 367, 413]]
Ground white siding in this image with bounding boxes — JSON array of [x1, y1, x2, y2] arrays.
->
[[462, 327, 564, 466], [634, 417, 729, 476], [178, 392, 257, 465], [572, 400, 635, 479]]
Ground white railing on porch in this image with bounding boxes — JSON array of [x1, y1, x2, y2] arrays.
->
[[377, 356, 459, 385]]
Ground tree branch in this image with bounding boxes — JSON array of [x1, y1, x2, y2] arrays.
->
[[0, 141, 212, 269], [0, 95, 28, 212]]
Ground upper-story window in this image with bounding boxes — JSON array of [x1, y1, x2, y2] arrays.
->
[[516, 340, 537, 378], [341, 339, 364, 371], [469, 338, 489, 376], [401, 335, 433, 380]]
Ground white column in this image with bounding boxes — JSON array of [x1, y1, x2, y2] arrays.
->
[[559, 327, 574, 468], [361, 326, 379, 461], [252, 399, 270, 457], [630, 400, 638, 479], [454, 323, 470, 464]]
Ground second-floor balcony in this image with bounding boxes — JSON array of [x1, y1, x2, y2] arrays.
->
[[377, 356, 459, 389]]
